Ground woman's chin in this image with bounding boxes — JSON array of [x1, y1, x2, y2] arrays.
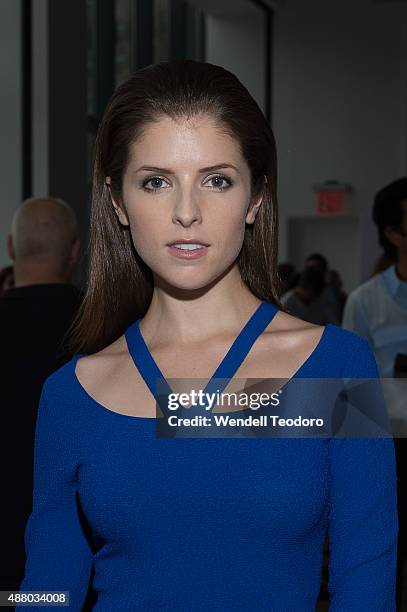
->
[[152, 268, 228, 295]]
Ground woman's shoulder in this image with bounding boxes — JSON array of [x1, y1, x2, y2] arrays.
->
[[270, 309, 378, 378], [268, 307, 369, 348], [44, 335, 128, 403], [317, 321, 379, 378], [323, 319, 374, 354], [73, 334, 129, 394]]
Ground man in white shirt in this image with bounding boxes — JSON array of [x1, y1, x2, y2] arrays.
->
[[342, 177, 407, 607], [342, 178, 407, 421]]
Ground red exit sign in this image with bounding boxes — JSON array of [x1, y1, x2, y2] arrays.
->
[[314, 181, 351, 215], [318, 190, 346, 214]]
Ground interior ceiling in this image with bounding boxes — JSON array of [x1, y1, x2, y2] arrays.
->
[[187, 0, 407, 11], [186, 0, 279, 16]]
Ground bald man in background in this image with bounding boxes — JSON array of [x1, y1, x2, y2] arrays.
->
[[0, 197, 84, 594]]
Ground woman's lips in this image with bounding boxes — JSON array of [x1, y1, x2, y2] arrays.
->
[[167, 245, 209, 259]]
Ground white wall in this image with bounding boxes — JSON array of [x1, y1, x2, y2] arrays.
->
[[205, 11, 266, 114], [0, 0, 22, 267], [273, 0, 407, 288]]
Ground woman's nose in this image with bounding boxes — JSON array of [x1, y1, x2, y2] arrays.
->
[[172, 191, 202, 226]]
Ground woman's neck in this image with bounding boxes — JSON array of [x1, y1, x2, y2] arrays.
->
[[141, 279, 263, 345]]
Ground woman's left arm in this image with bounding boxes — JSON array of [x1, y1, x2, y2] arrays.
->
[[328, 436, 398, 610], [328, 337, 398, 610]]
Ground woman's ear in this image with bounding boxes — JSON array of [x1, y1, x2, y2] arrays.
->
[[105, 176, 130, 226], [245, 175, 267, 225]]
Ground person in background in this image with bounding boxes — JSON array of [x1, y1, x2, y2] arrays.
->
[[342, 178, 407, 384], [277, 262, 299, 297], [280, 267, 338, 325], [325, 269, 347, 324], [304, 252, 342, 324], [0, 197, 83, 594], [305, 252, 328, 273], [371, 251, 395, 276], [0, 265, 14, 296], [342, 177, 407, 608]]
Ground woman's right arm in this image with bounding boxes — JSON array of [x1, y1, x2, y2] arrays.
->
[[16, 383, 93, 611]]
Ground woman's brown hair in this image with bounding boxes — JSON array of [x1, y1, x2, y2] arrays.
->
[[66, 59, 283, 355]]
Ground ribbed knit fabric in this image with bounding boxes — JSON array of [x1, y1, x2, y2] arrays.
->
[[18, 302, 398, 611]]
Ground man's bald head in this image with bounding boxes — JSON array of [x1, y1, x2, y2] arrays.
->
[[11, 197, 79, 262]]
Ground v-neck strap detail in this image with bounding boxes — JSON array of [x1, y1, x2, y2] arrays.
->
[[125, 300, 278, 416], [209, 301, 278, 380]]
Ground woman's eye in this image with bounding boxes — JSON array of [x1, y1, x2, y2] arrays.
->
[[142, 174, 232, 192], [206, 175, 232, 190], [142, 177, 169, 191]]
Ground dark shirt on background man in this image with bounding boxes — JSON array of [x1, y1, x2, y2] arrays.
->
[[0, 282, 83, 589]]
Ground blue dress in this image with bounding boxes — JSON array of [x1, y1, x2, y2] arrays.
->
[[17, 301, 398, 610]]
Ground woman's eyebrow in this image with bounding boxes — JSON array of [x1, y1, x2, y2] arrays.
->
[[134, 163, 240, 174]]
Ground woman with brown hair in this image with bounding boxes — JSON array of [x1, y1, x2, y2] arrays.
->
[[18, 60, 397, 610]]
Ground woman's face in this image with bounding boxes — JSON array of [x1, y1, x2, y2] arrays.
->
[[109, 114, 263, 291]]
